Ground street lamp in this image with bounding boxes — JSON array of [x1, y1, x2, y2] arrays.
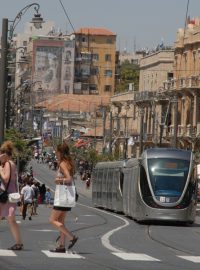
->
[[0, 3, 44, 144], [9, 3, 44, 41]]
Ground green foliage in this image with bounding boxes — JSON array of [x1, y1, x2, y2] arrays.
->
[[116, 60, 139, 93], [5, 129, 32, 172], [70, 142, 120, 166]]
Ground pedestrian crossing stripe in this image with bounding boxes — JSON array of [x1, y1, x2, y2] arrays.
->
[[0, 250, 17, 256], [1, 249, 200, 263], [177, 256, 200, 263], [112, 252, 160, 261], [42, 250, 85, 259]]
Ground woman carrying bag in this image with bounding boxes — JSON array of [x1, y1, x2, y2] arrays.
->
[[49, 142, 78, 252], [0, 141, 23, 250]]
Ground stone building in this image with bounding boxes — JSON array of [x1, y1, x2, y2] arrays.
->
[[165, 18, 200, 151], [139, 49, 174, 91], [110, 48, 175, 158], [74, 27, 117, 96]]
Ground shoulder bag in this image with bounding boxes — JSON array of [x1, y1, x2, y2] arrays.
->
[[8, 172, 21, 203], [54, 181, 76, 208]]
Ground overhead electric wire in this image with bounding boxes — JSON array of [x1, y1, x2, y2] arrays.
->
[[59, 0, 76, 33]]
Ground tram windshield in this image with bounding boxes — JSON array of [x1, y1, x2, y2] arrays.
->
[[148, 158, 190, 197]]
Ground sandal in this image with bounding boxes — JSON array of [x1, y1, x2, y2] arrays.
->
[[8, 244, 23, 251], [68, 236, 78, 250], [50, 246, 66, 253]]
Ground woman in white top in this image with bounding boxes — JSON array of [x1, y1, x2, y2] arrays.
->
[[49, 142, 78, 252]]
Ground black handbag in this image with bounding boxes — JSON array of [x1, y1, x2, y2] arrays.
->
[[0, 190, 8, 203], [0, 162, 11, 204]]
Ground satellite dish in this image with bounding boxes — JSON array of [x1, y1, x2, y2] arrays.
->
[[70, 34, 75, 40]]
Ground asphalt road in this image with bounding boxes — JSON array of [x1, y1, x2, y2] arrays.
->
[[0, 160, 200, 270]]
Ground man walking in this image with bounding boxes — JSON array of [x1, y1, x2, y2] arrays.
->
[[21, 177, 35, 220]]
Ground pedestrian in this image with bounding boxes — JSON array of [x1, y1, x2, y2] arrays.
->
[[0, 140, 23, 250], [21, 176, 34, 220], [39, 183, 46, 203], [45, 188, 52, 207], [49, 142, 78, 252], [31, 180, 39, 215]]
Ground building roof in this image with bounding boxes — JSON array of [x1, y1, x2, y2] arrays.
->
[[36, 94, 110, 112], [75, 27, 116, 36]]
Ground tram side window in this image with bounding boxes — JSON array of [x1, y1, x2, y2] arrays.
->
[[140, 165, 151, 198]]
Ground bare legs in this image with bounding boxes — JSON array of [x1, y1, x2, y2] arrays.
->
[[7, 216, 22, 245], [49, 209, 74, 246]]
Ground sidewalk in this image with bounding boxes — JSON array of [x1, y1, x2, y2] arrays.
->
[[74, 173, 92, 199]]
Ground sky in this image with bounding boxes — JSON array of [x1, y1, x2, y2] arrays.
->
[[1, 0, 200, 52]]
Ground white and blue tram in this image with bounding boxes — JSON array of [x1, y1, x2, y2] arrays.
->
[[92, 148, 197, 223]]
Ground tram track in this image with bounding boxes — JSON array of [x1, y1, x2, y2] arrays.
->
[[147, 224, 195, 255], [55, 204, 122, 270]]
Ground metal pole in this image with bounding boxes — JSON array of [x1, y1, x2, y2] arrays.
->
[[60, 109, 63, 142], [40, 109, 43, 136], [6, 87, 11, 129], [109, 111, 113, 155], [123, 115, 127, 159], [139, 107, 144, 156], [102, 106, 106, 153], [172, 96, 178, 148], [0, 18, 8, 144]]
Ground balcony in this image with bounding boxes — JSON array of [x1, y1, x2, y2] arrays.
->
[[73, 82, 98, 95], [134, 91, 154, 102], [164, 79, 177, 90], [75, 52, 92, 64]]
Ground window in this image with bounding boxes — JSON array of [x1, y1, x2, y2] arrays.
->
[[91, 67, 99, 75], [167, 72, 173, 81], [106, 38, 113, 44], [89, 84, 97, 90], [105, 54, 111, 61], [104, 85, 112, 92], [82, 83, 89, 90], [148, 158, 189, 198], [104, 70, 112, 77], [23, 41, 27, 47], [92, 53, 99, 61]]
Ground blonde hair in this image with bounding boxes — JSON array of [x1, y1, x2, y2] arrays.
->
[[0, 140, 14, 157]]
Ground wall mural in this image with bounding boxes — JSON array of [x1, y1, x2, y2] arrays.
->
[[34, 46, 62, 94], [33, 40, 75, 99], [61, 40, 75, 94]]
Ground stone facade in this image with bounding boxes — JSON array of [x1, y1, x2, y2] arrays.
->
[[166, 18, 200, 151], [139, 49, 174, 91]]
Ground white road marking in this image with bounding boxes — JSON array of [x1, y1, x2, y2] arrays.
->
[[81, 215, 96, 217], [0, 250, 17, 256], [16, 221, 21, 224], [78, 203, 129, 253], [29, 229, 57, 232], [178, 256, 200, 263], [42, 250, 84, 259], [113, 252, 160, 261]]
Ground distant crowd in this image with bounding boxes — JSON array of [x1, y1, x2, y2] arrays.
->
[[18, 172, 52, 221]]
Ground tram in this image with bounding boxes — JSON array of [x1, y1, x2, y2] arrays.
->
[[92, 148, 197, 223]]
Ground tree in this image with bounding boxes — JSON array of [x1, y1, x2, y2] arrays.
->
[[116, 60, 139, 93], [5, 129, 32, 172]]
